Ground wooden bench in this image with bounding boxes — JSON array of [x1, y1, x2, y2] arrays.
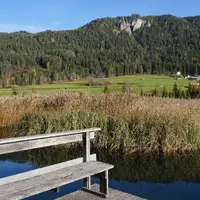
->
[[0, 128, 114, 200]]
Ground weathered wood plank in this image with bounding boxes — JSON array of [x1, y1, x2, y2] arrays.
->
[[57, 184, 124, 200], [83, 132, 91, 189], [124, 196, 145, 200], [0, 161, 114, 200], [72, 184, 122, 200], [0, 161, 98, 196], [51, 187, 60, 193], [83, 132, 91, 162], [56, 184, 144, 200], [111, 192, 132, 200], [0, 127, 113, 200], [0, 154, 96, 186], [0, 130, 97, 155], [0, 128, 100, 145], [100, 170, 109, 197], [82, 187, 106, 198]]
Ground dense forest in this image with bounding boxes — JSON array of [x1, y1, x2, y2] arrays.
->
[[0, 14, 200, 86]]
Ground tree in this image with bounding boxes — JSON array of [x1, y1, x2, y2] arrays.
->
[[152, 89, 158, 97], [162, 86, 168, 98], [103, 85, 109, 93], [180, 90, 186, 99], [140, 89, 144, 96], [173, 83, 180, 98], [12, 86, 19, 96], [168, 91, 173, 98], [0, 15, 200, 86]]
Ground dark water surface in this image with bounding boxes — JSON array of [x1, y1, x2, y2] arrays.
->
[[1, 147, 200, 200]]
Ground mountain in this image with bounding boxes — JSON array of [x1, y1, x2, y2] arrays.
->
[[0, 14, 200, 86]]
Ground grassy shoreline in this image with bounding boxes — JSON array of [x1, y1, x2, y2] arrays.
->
[[0, 93, 200, 153]]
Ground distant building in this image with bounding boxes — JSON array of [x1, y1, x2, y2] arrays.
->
[[177, 71, 181, 76], [186, 75, 191, 79], [186, 75, 200, 81]]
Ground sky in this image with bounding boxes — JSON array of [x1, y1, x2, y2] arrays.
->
[[0, 0, 200, 33]]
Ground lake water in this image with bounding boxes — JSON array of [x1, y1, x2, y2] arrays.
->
[[1, 147, 200, 200]]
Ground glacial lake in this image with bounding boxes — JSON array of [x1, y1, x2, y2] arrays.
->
[[1, 147, 200, 200]]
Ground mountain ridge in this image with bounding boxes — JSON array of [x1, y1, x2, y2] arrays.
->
[[0, 14, 200, 86], [1, 14, 200, 34]]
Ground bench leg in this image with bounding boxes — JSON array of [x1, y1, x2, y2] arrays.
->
[[100, 170, 109, 198], [83, 132, 91, 189], [84, 176, 91, 189], [51, 187, 60, 193]]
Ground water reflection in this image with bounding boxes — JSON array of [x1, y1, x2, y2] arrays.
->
[[98, 150, 200, 183], [1, 147, 200, 199]]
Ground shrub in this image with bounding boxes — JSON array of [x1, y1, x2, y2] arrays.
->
[[103, 85, 109, 93], [12, 86, 19, 96], [87, 78, 110, 87], [122, 82, 132, 93]]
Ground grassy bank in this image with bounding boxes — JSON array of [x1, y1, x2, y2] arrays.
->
[[0, 75, 194, 96], [0, 93, 200, 153]]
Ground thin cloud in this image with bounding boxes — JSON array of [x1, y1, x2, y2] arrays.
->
[[0, 23, 60, 33]]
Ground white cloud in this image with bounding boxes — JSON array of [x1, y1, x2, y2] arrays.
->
[[0, 23, 60, 33]]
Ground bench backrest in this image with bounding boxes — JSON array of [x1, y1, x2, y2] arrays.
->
[[0, 128, 101, 187], [0, 128, 101, 155]]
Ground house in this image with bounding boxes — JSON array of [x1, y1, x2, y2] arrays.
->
[[177, 71, 181, 76], [185, 74, 200, 81]]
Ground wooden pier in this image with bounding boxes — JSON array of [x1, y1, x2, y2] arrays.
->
[[57, 184, 145, 200]]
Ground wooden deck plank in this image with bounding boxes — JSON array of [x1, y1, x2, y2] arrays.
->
[[0, 154, 96, 186], [0, 162, 113, 200], [124, 196, 145, 200], [57, 184, 145, 200]]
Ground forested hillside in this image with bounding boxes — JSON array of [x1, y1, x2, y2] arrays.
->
[[0, 14, 200, 86]]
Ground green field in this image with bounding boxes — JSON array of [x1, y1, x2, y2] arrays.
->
[[0, 75, 196, 96]]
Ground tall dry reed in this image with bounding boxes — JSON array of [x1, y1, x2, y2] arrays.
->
[[0, 92, 200, 153]]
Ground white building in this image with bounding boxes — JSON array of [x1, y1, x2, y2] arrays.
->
[[177, 71, 181, 76]]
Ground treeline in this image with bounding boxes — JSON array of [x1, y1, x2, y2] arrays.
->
[[148, 83, 200, 99], [0, 14, 200, 86]]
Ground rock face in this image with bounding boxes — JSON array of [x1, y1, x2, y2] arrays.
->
[[119, 18, 151, 35]]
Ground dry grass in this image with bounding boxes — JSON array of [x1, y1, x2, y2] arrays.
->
[[0, 92, 200, 153]]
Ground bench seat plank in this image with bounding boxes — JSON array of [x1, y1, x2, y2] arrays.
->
[[0, 161, 114, 200], [0, 154, 97, 186]]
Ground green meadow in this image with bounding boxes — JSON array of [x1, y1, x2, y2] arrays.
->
[[0, 75, 195, 96]]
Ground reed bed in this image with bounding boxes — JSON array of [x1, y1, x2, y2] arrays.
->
[[0, 92, 200, 153]]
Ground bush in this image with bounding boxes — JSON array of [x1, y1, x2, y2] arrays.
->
[[103, 85, 109, 93], [122, 82, 132, 93], [87, 78, 110, 87], [12, 86, 19, 96]]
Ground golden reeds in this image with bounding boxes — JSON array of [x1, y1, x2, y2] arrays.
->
[[1, 92, 200, 153]]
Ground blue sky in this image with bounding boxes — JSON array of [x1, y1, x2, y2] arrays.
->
[[0, 0, 200, 33]]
